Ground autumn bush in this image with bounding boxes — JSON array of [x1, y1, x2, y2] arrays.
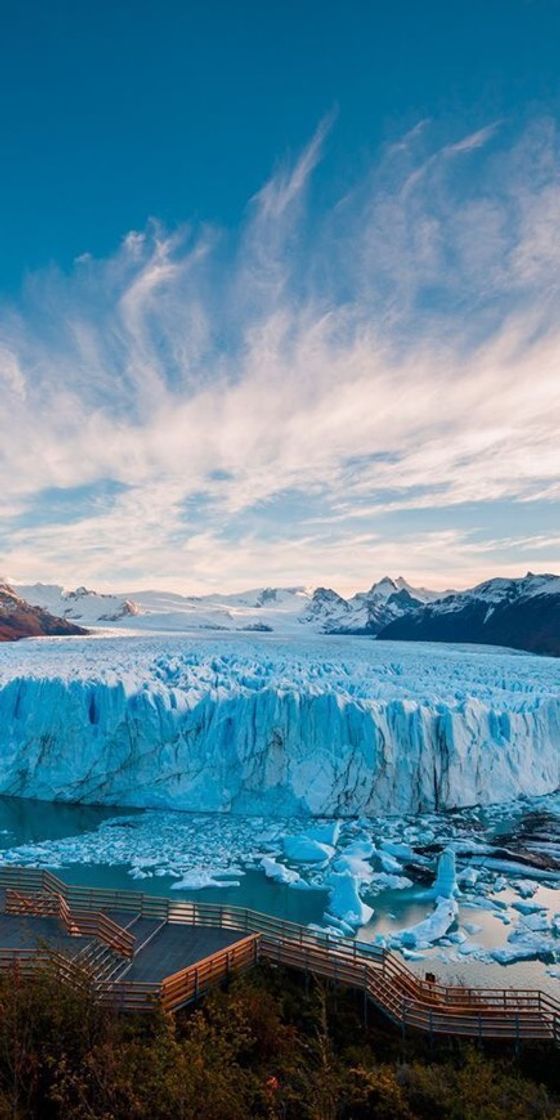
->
[[0, 960, 557, 1119]]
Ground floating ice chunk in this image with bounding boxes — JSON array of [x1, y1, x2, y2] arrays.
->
[[324, 870, 374, 928], [513, 912, 549, 934], [447, 930, 467, 944], [458, 866, 479, 887], [511, 900, 547, 915], [471, 860, 558, 883], [462, 895, 508, 912], [333, 854, 373, 883], [399, 897, 458, 948], [366, 872, 413, 893], [342, 838, 376, 860], [462, 921, 482, 935], [282, 835, 334, 863], [171, 870, 240, 890], [261, 857, 300, 885], [491, 944, 548, 965], [380, 840, 413, 861], [306, 822, 341, 847], [433, 849, 459, 899], [378, 851, 403, 874], [515, 879, 540, 897]]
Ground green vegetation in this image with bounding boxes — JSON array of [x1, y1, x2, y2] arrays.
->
[[0, 960, 558, 1119]]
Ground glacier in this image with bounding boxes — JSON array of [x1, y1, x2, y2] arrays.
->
[[0, 633, 559, 815]]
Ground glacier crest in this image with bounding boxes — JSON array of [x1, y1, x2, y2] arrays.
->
[[0, 635, 559, 814]]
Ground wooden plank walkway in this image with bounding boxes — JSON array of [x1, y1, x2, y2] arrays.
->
[[124, 925, 247, 983], [0, 865, 558, 1041], [0, 912, 90, 957]]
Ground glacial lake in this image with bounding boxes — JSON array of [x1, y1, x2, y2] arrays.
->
[[1, 793, 560, 1000]]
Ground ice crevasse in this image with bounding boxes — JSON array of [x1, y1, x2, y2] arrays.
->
[[0, 635, 559, 815]]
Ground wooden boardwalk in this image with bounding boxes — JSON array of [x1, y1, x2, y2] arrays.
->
[[0, 866, 558, 1041], [124, 925, 250, 983]]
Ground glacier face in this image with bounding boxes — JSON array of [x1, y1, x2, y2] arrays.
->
[[0, 634, 558, 815]]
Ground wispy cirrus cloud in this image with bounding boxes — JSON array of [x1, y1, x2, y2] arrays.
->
[[1, 116, 559, 593]]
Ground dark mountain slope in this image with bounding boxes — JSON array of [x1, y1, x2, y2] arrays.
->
[[0, 584, 88, 642], [378, 574, 560, 656]]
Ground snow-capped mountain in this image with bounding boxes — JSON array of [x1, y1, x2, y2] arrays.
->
[[0, 584, 87, 642], [128, 585, 314, 632], [300, 576, 442, 634], [378, 573, 560, 656], [9, 572, 558, 654], [11, 583, 138, 626], [9, 576, 442, 636]]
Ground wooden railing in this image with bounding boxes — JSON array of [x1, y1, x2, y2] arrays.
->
[[0, 946, 93, 994], [95, 934, 260, 1012], [5, 886, 135, 959], [1, 866, 559, 1040], [6, 887, 62, 918], [160, 933, 260, 1012], [66, 910, 135, 958]]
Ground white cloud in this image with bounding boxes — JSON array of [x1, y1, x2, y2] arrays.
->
[[0, 117, 559, 593]]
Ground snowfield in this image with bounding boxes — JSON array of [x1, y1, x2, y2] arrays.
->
[[0, 633, 558, 814]]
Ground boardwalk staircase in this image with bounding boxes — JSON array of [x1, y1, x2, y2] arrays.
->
[[0, 866, 558, 1041]]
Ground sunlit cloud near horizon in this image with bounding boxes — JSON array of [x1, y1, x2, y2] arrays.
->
[[1, 116, 560, 596]]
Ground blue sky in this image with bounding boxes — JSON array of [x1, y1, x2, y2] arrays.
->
[[1, 0, 560, 593]]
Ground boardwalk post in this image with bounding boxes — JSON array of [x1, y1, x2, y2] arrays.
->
[[363, 965, 368, 1026]]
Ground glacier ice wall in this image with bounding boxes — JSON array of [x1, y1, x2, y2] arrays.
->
[[0, 635, 558, 815]]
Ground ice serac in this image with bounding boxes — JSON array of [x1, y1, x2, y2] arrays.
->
[[433, 849, 459, 899], [0, 635, 558, 815]]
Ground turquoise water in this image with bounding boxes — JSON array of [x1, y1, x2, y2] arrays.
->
[[1, 794, 559, 1000], [0, 795, 328, 925], [0, 796, 122, 845], [60, 863, 328, 926]]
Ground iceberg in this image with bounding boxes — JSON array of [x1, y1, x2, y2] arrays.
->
[[0, 633, 559, 815], [306, 822, 342, 846], [324, 870, 374, 928], [261, 857, 300, 885], [332, 853, 374, 883], [282, 836, 334, 863], [399, 897, 459, 948], [171, 869, 241, 890], [432, 849, 459, 899]]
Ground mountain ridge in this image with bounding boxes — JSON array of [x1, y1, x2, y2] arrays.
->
[[4, 572, 559, 654]]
